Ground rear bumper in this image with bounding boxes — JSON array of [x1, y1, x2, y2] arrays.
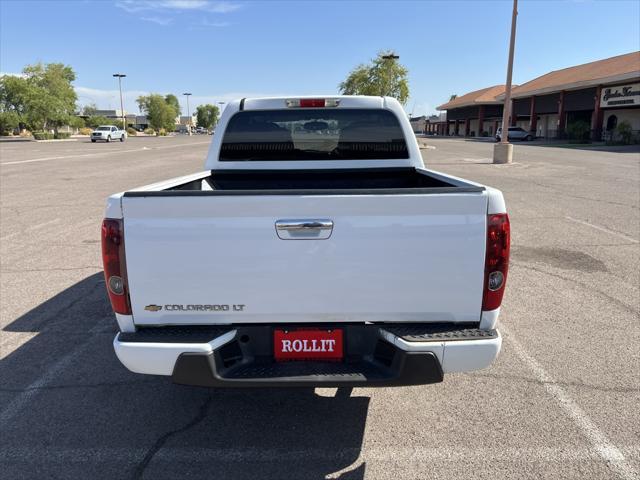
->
[[114, 324, 501, 387]]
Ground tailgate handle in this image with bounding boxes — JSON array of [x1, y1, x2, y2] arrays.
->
[[276, 220, 333, 231], [275, 219, 333, 240]]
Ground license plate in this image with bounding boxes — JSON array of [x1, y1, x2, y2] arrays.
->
[[274, 328, 343, 361]]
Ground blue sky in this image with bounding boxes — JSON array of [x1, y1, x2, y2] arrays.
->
[[1, 0, 639, 116]]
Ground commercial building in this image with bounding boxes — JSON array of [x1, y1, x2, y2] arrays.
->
[[435, 51, 640, 140], [433, 85, 506, 137]]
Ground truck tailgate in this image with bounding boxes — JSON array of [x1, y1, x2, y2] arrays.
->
[[122, 193, 487, 325]]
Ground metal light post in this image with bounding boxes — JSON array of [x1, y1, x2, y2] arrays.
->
[[112, 74, 126, 131], [183, 92, 192, 135], [494, 0, 518, 164]]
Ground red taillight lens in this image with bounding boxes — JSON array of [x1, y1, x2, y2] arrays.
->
[[482, 213, 510, 311], [101, 218, 131, 315], [285, 98, 340, 108], [299, 99, 326, 108]]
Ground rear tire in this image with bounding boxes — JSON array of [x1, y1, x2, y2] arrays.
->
[[120, 135, 125, 142], [106, 136, 111, 143], [525, 135, 533, 141], [91, 139, 96, 143]]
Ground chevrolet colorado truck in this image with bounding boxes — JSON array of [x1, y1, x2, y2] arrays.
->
[[102, 96, 510, 387]]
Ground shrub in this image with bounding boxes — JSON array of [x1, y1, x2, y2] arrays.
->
[[33, 132, 54, 140], [143, 128, 155, 135], [158, 128, 167, 136], [126, 127, 137, 136], [79, 127, 92, 136], [481, 131, 489, 137], [615, 121, 633, 145], [567, 120, 591, 143], [54, 132, 71, 139], [19, 129, 32, 138]]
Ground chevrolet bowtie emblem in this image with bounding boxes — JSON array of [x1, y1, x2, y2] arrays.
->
[[144, 304, 162, 312]]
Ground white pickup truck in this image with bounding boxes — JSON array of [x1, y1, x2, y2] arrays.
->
[[102, 96, 510, 387]]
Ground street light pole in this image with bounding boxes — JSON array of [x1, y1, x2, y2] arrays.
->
[[494, 0, 518, 164], [112, 74, 126, 131], [183, 92, 192, 135]]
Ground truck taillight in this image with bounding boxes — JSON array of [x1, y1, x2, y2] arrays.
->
[[101, 218, 131, 315], [285, 98, 340, 108], [482, 213, 510, 311]]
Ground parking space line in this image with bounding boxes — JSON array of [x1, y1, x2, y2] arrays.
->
[[566, 216, 639, 243], [501, 324, 638, 480], [0, 141, 210, 166]]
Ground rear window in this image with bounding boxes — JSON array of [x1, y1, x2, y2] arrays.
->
[[220, 108, 408, 161]]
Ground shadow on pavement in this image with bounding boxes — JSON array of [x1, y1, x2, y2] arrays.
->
[[1, 274, 369, 480]]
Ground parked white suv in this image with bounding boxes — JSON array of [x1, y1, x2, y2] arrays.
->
[[496, 127, 533, 142], [91, 125, 126, 143]]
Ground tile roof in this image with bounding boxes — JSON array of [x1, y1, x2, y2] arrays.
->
[[437, 85, 506, 110], [508, 51, 640, 98]]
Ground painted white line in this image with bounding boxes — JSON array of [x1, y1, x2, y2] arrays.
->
[[566, 216, 639, 244], [501, 324, 638, 480], [0, 141, 210, 166]]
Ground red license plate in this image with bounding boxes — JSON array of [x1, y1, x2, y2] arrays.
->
[[274, 328, 343, 361]]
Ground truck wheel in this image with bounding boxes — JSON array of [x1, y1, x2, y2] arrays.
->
[[91, 139, 96, 143], [120, 135, 125, 142], [106, 136, 111, 143]]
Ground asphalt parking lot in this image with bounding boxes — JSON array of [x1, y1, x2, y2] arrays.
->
[[1, 135, 638, 479]]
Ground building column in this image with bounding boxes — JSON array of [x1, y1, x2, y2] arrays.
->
[[444, 121, 450, 136], [454, 120, 460, 136], [557, 91, 566, 138], [464, 118, 470, 136], [529, 96, 537, 135], [591, 86, 603, 141], [494, 120, 500, 136], [477, 106, 485, 136], [510, 99, 517, 126]]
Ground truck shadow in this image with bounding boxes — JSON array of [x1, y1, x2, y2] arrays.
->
[[1, 273, 368, 480]]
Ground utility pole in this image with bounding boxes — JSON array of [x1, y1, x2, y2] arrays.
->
[[494, 0, 518, 164], [183, 92, 192, 135], [112, 74, 126, 131]]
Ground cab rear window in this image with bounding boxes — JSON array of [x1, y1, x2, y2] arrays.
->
[[220, 109, 408, 161]]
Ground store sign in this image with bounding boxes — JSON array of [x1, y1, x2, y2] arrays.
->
[[600, 83, 640, 108]]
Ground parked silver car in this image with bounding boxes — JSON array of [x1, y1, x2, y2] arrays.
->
[[496, 127, 533, 142], [91, 125, 126, 143]]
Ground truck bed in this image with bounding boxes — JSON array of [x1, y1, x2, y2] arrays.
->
[[124, 168, 485, 196]]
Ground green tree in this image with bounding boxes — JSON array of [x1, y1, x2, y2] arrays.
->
[[137, 94, 178, 132], [82, 103, 98, 116], [0, 74, 31, 129], [20, 63, 77, 132], [0, 110, 20, 135], [196, 104, 219, 129], [339, 51, 410, 104], [164, 94, 181, 116]]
